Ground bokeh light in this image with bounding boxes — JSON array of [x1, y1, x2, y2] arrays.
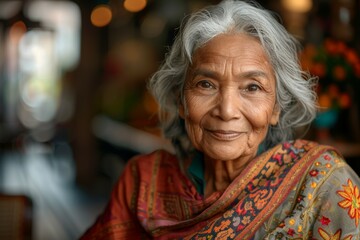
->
[[91, 4, 113, 27], [27, 1, 81, 71], [140, 14, 166, 38], [282, 0, 312, 13], [9, 21, 27, 36], [123, 0, 147, 13]]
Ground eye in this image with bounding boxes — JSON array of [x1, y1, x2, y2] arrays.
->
[[196, 80, 215, 89], [245, 84, 261, 92]]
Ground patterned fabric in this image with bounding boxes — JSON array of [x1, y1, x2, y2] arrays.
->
[[80, 140, 360, 239]]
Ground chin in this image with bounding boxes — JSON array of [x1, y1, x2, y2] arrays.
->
[[205, 141, 254, 159], [204, 149, 250, 162]]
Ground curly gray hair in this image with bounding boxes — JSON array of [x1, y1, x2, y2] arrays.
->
[[148, 0, 317, 159]]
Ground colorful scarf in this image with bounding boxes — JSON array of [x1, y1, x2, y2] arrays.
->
[[81, 140, 360, 239]]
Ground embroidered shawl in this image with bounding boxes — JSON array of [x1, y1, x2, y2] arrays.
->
[[80, 140, 360, 239]]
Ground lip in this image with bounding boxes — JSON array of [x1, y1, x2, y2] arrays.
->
[[206, 129, 243, 141]]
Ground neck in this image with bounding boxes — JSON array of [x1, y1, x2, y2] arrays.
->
[[203, 154, 254, 197]]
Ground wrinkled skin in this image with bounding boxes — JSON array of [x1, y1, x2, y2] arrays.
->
[[179, 34, 280, 196]]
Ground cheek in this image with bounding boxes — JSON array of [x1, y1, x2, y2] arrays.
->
[[183, 94, 209, 122], [183, 95, 211, 147], [244, 100, 275, 128], [184, 110, 204, 151], [184, 108, 201, 130]]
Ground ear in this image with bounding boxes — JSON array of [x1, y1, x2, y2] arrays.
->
[[270, 104, 280, 126]]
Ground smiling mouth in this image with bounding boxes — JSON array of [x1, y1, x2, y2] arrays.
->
[[207, 130, 243, 141]]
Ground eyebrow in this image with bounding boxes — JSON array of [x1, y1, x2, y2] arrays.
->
[[241, 70, 270, 80], [190, 68, 271, 81]]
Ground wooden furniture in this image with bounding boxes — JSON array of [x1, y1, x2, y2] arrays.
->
[[0, 194, 33, 240]]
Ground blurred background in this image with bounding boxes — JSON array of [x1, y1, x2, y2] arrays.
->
[[0, 0, 359, 239]]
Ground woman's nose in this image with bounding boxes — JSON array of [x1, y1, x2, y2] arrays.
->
[[212, 89, 242, 121]]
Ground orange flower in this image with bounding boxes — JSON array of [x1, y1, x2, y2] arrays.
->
[[318, 228, 352, 240], [303, 44, 317, 58], [327, 84, 339, 99], [337, 179, 360, 227], [332, 65, 346, 81], [355, 63, 360, 77], [339, 93, 351, 109], [324, 39, 338, 55], [336, 41, 347, 54], [318, 94, 332, 109], [312, 63, 326, 78], [345, 50, 360, 66], [301, 39, 360, 110]]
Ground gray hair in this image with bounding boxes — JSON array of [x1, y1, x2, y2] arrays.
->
[[148, 0, 317, 159]]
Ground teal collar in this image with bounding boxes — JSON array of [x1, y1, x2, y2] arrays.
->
[[187, 143, 266, 196], [187, 151, 205, 195]]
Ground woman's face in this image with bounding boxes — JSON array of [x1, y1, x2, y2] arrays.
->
[[180, 34, 280, 161]]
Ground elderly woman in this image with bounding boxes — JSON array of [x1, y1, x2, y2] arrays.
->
[[81, 0, 360, 239]]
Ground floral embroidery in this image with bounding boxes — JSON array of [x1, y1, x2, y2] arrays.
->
[[309, 169, 319, 177], [318, 228, 352, 240], [320, 170, 327, 175], [320, 216, 331, 226], [324, 155, 331, 161], [287, 228, 295, 236], [337, 179, 360, 227], [216, 228, 235, 239], [241, 216, 251, 225], [296, 195, 304, 203], [273, 153, 283, 165], [187, 141, 316, 239], [214, 219, 231, 232], [288, 219, 295, 225], [308, 193, 313, 200], [224, 210, 234, 218]]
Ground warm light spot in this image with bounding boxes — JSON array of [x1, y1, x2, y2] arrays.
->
[[140, 14, 165, 38], [124, 0, 147, 13], [9, 21, 27, 36], [328, 84, 340, 98], [311, 182, 317, 188], [91, 4, 112, 27], [332, 65, 346, 81], [282, 0, 312, 13], [318, 94, 332, 109], [311, 63, 326, 78], [143, 91, 158, 114], [339, 93, 351, 108]]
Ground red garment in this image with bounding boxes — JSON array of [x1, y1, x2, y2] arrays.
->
[[80, 140, 360, 239]]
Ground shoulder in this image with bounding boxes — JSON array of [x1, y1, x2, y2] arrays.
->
[[307, 146, 358, 185], [293, 142, 360, 235], [281, 139, 329, 153], [113, 150, 180, 197], [122, 150, 181, 180], [269, 141, 360, 237], [275, 139, 358, 184], [281, 139, 345, 162], [292, 140, 360, 196], [286, 139, 353, 175], [127, 149, 179, 169]]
